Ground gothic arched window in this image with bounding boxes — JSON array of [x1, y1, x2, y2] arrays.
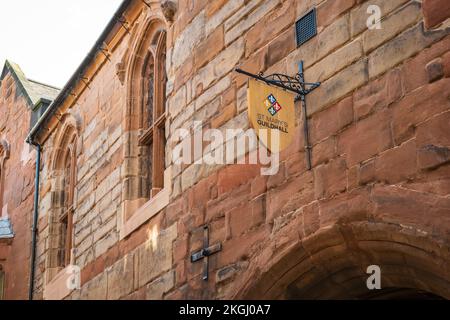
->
[[0, 140, 10, 217], [51, 124, 78, 270], [137, 29, 167, 199], [59, 135, 77, 267]]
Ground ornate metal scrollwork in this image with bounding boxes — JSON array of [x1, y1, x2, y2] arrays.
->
[[234, 61, 321, 170], [235, 63, 320, 99]]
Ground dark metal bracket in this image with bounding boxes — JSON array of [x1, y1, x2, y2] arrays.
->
[[99, 43, 112, 62], [190, 225, 222, 281], [235, 60, 321, 170], [141, 0, 151, 9], [116, 16, 131, 34]]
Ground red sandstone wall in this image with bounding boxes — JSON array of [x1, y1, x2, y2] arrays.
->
[[0, 72, 36, 300], [23, 0, 450, 299]]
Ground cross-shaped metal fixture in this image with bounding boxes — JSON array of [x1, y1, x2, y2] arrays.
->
[[190, 225, 222, 281]]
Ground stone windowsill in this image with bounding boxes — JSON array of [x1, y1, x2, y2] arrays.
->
[[43, 266, 74, 300], [119, 167, 172, 240]]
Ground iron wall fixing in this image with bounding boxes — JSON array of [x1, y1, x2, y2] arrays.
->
[[235, 61, 321, 170], [190, 225, 222, 281]]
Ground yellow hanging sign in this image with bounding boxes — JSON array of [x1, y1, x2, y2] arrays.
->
[[247, 79, 297, 153]]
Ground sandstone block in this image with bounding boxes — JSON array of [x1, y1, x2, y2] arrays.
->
[[317, 0, 355, 29], [106, 252, 135, 300], [338, 109, 393, 166], [362, 1, 422, 54], [368, 23, 447, 79], [308, 59, 368, 115], [350, 0, 409, 37], [306, 39, 363, 83], [146, 271, 175, 300], [138, 224, 177, 287], [423, 0, 450, 29]]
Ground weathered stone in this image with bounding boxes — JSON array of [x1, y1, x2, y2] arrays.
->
[[172, 13, 206, 70], [79, 272, 107, 300], [194, 26, 225, 70], [169, 85, 186, 119], [314, 157, 347, 199], [211, 102, 236, 129], [287, 13, 351, 75], [362, 1, 422, 54], [309, 96, 354, 144], [306, 39, 363, 83], [317, 0, 355, 28], [192, 37, 241, 102], [423, 0, 450, 29], [138, 224, 177, 287], [392, 78, 450, 145], [225, 0, 280, 45], [308, 59, 368, 115], [338, 109, 393, 166], [353, 68, 403, 120], [350, 0, 409, 37], [417, 144, 450, 170], [206, 0, 244, 34], [106, 253, 135, 300], [368, 23, 447, 79], [374, 139, 417, 184], [146, 271, 175, 300], [5, 0, 450, 302], [426, 58, 445, 83], [245, 0, 296, 56]]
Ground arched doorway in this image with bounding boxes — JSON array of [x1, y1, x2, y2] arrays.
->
[[237, 222, 450, 300]]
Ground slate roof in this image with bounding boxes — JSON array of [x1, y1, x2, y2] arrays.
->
[[0, 60, 60, 107], [0, 217, 14, 239]]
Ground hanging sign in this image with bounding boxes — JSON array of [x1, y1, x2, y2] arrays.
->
[[247, 79, 296, 153]]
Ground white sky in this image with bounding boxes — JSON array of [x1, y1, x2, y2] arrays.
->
[[0, 0, 123, 88]]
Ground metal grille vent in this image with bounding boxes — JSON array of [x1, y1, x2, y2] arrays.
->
[[296, 8, 317, 47]]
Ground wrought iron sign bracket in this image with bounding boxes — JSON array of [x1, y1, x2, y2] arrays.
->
[[235, 60, 321, 170]]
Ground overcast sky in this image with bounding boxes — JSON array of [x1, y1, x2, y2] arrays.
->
[[0, 0, 122, 88]]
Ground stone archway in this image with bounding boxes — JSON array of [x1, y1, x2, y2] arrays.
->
[[236, 222, 450, 300]]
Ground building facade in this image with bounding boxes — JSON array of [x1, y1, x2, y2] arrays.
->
[[0, 61, 59, 299], [1, 0, 450, 300]]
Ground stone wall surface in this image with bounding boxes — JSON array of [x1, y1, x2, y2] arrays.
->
[[1, 0, 450, 300], [65, 0, 449, 300], [0, 70, 37, 299]]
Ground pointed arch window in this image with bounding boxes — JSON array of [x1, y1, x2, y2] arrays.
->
[[0, 141, 9, 217], [121, 20, 171, 239], [59, 136, 77, 267], [138, 30, 167, 199], [50, 125, 78, 271]]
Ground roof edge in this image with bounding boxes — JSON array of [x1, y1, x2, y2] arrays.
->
[[27, 0, 132, 145], [1, 60, 36, 106]]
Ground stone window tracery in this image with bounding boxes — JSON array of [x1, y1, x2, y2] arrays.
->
[[138, 29, 167, 199], [0, 140, 10, 217], [47, 120, 79, 279]]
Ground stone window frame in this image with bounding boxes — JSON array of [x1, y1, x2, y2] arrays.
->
[[45, 113, 81, 285], [120, 16, 171, 240], [59, 135, 77, 267], [139, 29, 167, 198], [0, 139, 10, 217]]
